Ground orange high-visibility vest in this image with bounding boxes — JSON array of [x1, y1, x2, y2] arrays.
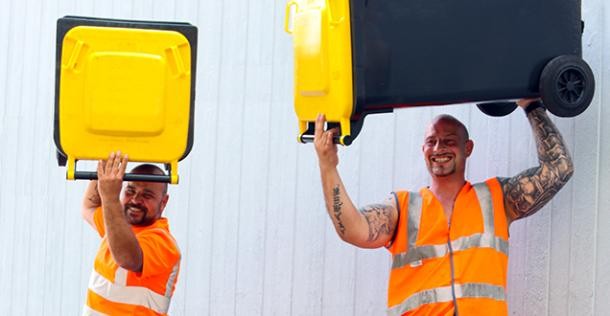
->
[[387, 179, 509, 316], [84, 207, 181, 316]]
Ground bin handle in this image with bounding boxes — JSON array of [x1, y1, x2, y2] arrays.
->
[[67, 158, 177, 184], [74, 171, 172, 183], [284, 1, 298, 34], [297, 120, 352, 145]]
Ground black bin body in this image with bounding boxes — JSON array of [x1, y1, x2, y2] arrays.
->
[[351, 0, 582, 113]]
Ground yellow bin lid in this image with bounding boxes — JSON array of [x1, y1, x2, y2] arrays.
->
[[54, 16, 198, 184]]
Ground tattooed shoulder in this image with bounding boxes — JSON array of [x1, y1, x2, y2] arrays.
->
[[359, 203, 397, 242]]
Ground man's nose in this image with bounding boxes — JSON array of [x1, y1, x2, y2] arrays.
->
[[433, 140, 445, 150], [130, 192, 143, 203]]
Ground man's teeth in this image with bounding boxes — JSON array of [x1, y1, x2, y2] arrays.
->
[[432, 157, 451, 163]]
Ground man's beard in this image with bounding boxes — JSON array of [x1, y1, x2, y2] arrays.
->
[[430, 163, 456, 177], [124, 203, 153, 226]]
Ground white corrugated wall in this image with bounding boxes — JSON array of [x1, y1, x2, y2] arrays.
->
[[0, 0, 608, 315]]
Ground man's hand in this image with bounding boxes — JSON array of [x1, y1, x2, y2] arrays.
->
[[97, 151, 143, 272], [314, 114, 339, 171], [97, 151, 128, 202]]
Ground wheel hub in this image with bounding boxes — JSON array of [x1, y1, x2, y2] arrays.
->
[[557, 68, 585, 104]]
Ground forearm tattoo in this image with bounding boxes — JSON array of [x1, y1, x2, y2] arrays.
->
[[88, 183, 102, 206], [359, 204, 396, 242], [332, 185, 346, 235], [501, 108, 574, 221]]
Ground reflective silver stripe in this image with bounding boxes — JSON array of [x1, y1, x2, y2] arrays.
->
[[115, 267, 128, 286], [82, 305, 109, 316], [88, 270, 171, 314], [392, 243, 447, 269], [387, 283, 506, 316], [407, 192, 422, 249], [452, 233, 508, 254], [472, 182, 494, 235], [165, 260, 180, 297], [392, 233, 508, 269]]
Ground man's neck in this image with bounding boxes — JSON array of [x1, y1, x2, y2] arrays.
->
[[429, 175, 467, 203]]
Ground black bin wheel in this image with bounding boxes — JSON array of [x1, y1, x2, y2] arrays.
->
[[56, 150, 67, 167], [540, 55, 595, 117], [476, 102, 518, 117]]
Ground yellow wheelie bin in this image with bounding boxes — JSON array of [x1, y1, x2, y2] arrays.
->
[[54, 16, 198, 184]]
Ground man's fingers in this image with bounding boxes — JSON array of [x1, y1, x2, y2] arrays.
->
[[112, 151, 122, 173], [326, 129, 334, 146], [105, 152, 116, 174], [314, 114, 325, 140], [100, 151, 127, 178], [119, 154, 129, 176], [97, 159, 105, 176]]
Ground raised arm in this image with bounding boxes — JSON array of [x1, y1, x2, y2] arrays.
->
[[314, 114, 398, 248], [82, 180, 101, 228], [97, 152, 144, 272], [500, 100, 574, 224]]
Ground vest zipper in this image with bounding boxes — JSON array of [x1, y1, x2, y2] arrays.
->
[[448, 236, 459, 316]]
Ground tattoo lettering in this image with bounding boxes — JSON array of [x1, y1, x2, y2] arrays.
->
[[359, 204, 396, 242], [502, 108, 574, 221], [332, 185, 346, 235]]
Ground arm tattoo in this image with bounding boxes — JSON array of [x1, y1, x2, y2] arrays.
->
[[332, 185, 346, 235], [501, 108, 574, 222], [359, 204, 396, 242], [88, 183, 102, 206]]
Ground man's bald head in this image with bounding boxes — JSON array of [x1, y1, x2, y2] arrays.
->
[[428, 114, 470, 141], [130, 164, 168, 194]]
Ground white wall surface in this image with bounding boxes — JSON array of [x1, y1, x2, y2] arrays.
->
[[0, 0, 608, 315]]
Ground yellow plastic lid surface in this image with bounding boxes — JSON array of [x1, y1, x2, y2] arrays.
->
[[59, 25, 192, 162]]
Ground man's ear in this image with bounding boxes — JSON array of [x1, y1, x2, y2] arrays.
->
[[465, 140, 474, 157], [160, 194, 169, 211]]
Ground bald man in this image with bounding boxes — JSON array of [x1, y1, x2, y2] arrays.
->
[[81, 152, 180, 315], [313, 99, 573, 315]]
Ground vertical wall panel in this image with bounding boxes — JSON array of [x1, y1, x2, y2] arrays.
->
[[567, 1, 604, 314], [290, 147, 326, 316], [594, 2, 610, 315], [260, 2, 298, 313], [0, 0, 10, 126], [26, 0, 56, 313], [178, 0, 223, 314], [234, 0, 275, 313], [0, 0, 608, 315], [207, 0, 248, 313], [1, 0, 25, 314]]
